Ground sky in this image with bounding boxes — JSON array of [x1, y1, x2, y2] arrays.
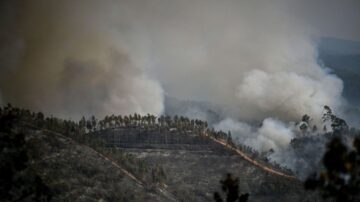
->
[[292, 0, 360, 41]]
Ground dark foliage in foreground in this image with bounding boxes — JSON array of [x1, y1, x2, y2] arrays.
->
[[0, 113, 52, 201], [214, 173, 249, 202], [305, 137, 360, 202]]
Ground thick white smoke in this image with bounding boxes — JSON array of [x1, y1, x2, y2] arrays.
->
[[137, 0, 345, 123], [214, 118, 295, 152], [128, 0, 345, 154], [236, 69, 343, 123], [0, 0, 347, 154]]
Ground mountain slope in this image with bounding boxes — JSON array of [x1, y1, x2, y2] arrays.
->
[[10, 122, 174, 202], [1, 107, 322, 202], [98, 128, 319, 202]]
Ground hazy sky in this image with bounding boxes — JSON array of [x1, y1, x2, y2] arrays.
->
[[292, 0, 360, 41], [0, 0, 358, 120]]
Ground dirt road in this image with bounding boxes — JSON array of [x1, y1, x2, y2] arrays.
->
[[207, 135, 297, 180]]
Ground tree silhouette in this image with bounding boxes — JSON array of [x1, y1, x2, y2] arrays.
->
[[79, 116, 86, 129], [322, 106, 348, 134], [91, 115, 97, 130], [0, 113, 52, 201], [305, 137, 360, 202], [214, 173, 249, 202]]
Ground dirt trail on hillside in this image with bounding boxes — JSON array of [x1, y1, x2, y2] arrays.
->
[[47, 124, 295, 181], [81, 141, 179, 201], [19, 121, 178, 202], [207, 135, 297, 180], [49, 130, 178, 201]]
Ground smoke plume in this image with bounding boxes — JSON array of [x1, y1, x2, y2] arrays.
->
[[214, 118, 295, 152], [0, 0, 164, 118], [0, 0, 349, 160], [139, 0, 344, 123]]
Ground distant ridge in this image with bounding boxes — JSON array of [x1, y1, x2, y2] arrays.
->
[[318, 37, 360, 106], [319, 37, 360, 55]]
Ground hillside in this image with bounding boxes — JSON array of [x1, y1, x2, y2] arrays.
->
[[0, 105, 322, 201], [1, 121, 177, 201], [96, 128, 317, 202]]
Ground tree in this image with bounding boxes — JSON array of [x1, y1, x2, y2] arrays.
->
[[86, 119, 92, 131], [110, 114, 115, 128], [305, 137, 360, 202], [157, 116, 163, 127], [149, 115, 156, 127], [36, 112, 45, 127], [227, 131, 234, 146], [322, 106, 348, 134], [312, 125, 318, 133], [302, 114, 310, 123], [331, 117, 348, 134], [165, 115, 172, 127], [118, 115, 123, 127], [99, 120, 105, 130], [214, 173, 249, 202], [91, 115, 97, 130], [0, 114, 52, 201], [298, 114, 312, 134], [124, 116, 129, 127], [174, 115, 179, 128], [79, 116, 86, 129]]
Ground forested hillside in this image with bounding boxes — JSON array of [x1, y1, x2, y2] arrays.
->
[[0, 104, 321, 201]]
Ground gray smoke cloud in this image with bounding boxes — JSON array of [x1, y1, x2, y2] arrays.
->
[[214, 118, 296, 152], [0, 0, 352, 161], [0, 0, 164, 119], [139, 0, 345, 123], [131, 0, 346, 156]]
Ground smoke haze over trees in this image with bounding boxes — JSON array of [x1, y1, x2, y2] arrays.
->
[[0, 0, 349, 120], [0, 0, 359, 178]]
